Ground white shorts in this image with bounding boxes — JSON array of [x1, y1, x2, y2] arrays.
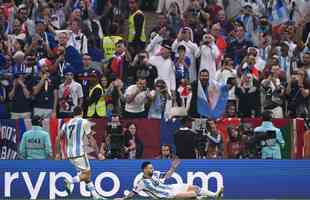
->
[[69, 155, 90, 171], [168, 184, 190, 198]]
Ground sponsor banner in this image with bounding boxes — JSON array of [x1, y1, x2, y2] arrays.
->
[[0, 160, 310, 199]]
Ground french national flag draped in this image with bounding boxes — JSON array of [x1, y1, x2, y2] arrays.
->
[[197, 78, 229, 119], [269, 0, 289, 26]]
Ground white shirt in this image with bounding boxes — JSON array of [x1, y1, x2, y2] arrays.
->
[[61, 117, 91, 158], [199, 43, 220, 79], [149, 55, 176, 92], [58, 80, 83, 113], [172, 40, 200, 81], [215, 68, 237, 84], [68, 32, 88, 54], [125, 85, 148, 113]]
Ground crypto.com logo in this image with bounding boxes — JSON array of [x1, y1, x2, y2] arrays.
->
[[3, 171, 223, 199]]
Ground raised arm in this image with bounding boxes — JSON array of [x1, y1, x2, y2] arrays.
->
[[163, 158, 181, 179]]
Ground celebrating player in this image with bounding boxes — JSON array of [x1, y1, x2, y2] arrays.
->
[[56, 106, 105, 200], [117, 160, 224, 200]]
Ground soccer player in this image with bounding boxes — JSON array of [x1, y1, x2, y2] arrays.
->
[[56, 106, 105, 200], [117, 160, 224, 200]]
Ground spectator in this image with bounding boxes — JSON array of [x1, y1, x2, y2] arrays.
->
[[254, 110, 285, 159], [130, 51, 158, 89], [100, 76, 124, 117], [128, 0, 146, 56], [286, 70, 310, 118], [227, 126, 245, 159], [149, 41, 176, 93], [235, 73, 261, 118], [19, 116, 52, 159], [172, 27, 199, 82], [124, 77, 150, 118], [174, 45, 190, 88], [148, 79, 172, 119], [8, 72, 31, 119], [86, 71, 106, 118], [215, 56, 237, 84], [261, 64, 285, 118], [107, 40, 132, 86], [25, 18, 57, 59], [199, 34, 220, 78], [124, 122, 144, 159], [155, 144, 178, 159], [68, 18, 88, 54], [0, 76, 9, 119], [56, 32, 83, 74], [205, 120, 224, 159], [32, 59, 58, 118], [58, 70, 84, 118], [227, 25, 253, 65]]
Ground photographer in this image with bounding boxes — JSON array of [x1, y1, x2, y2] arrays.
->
[[199, 33, 220, 78], [8, 72, 31, 119], [25, 19, 56, 59], [261, 64, 285, 118], [106, 115, 124, 159], [124, 77, 151, 118], [130, 51, 158, 89], [254, 111, 285, 159], [286, 70, 310, 118], [148, 79, 171, 119]]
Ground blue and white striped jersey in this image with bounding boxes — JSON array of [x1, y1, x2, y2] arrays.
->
[[60, 117, 92, 158], [133, 172, 173, 199]]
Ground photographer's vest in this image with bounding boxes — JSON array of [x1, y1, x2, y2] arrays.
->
[[87, 84, 106, 117], [128, 10, 146, 42], [102, 36, 123, 59]]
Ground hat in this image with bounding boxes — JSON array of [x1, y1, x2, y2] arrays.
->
[[17, 4, 27, 10], [90, 70, 100, 78], [161, 40, 172, 50], [13, 51, 25, 59]]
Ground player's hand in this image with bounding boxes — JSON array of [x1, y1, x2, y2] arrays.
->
[[171, 158, 181, 169]]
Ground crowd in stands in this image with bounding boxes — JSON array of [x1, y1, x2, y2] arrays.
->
[[0, 0, 310, 160]]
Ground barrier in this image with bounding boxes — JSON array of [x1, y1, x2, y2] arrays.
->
[[0, 160, 310, 199]]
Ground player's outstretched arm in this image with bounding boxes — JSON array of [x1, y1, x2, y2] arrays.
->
[[163, 158, 181, 179]]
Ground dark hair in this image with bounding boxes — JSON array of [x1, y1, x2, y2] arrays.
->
[[141, 161, 152, 170], [177, 45, 186, 52], [32, 116, 42, 126], [199, 69, 209, 75], [126, 122, 137, 129], [73, 106, 83, 116], [262, 110, 273, 121], [161, 144, 171, 151]]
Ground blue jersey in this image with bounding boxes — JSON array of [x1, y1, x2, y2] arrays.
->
[[60, 117, 91, 158], [133, 172, 173, 199]]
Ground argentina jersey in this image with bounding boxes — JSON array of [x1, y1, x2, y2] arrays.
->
[[133, 172, 173, 199], [61, 117, 92, 158]]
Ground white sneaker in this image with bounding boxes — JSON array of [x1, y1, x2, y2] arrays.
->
[[64, 179, 73, 196]]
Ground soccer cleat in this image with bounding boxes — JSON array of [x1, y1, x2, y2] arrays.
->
[[64, 179, 74, 196], [215, 186, 224, 200]]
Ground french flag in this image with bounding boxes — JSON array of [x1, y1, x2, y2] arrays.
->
[[269, 0, 289, 26], [197, 78, 229, 119]]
